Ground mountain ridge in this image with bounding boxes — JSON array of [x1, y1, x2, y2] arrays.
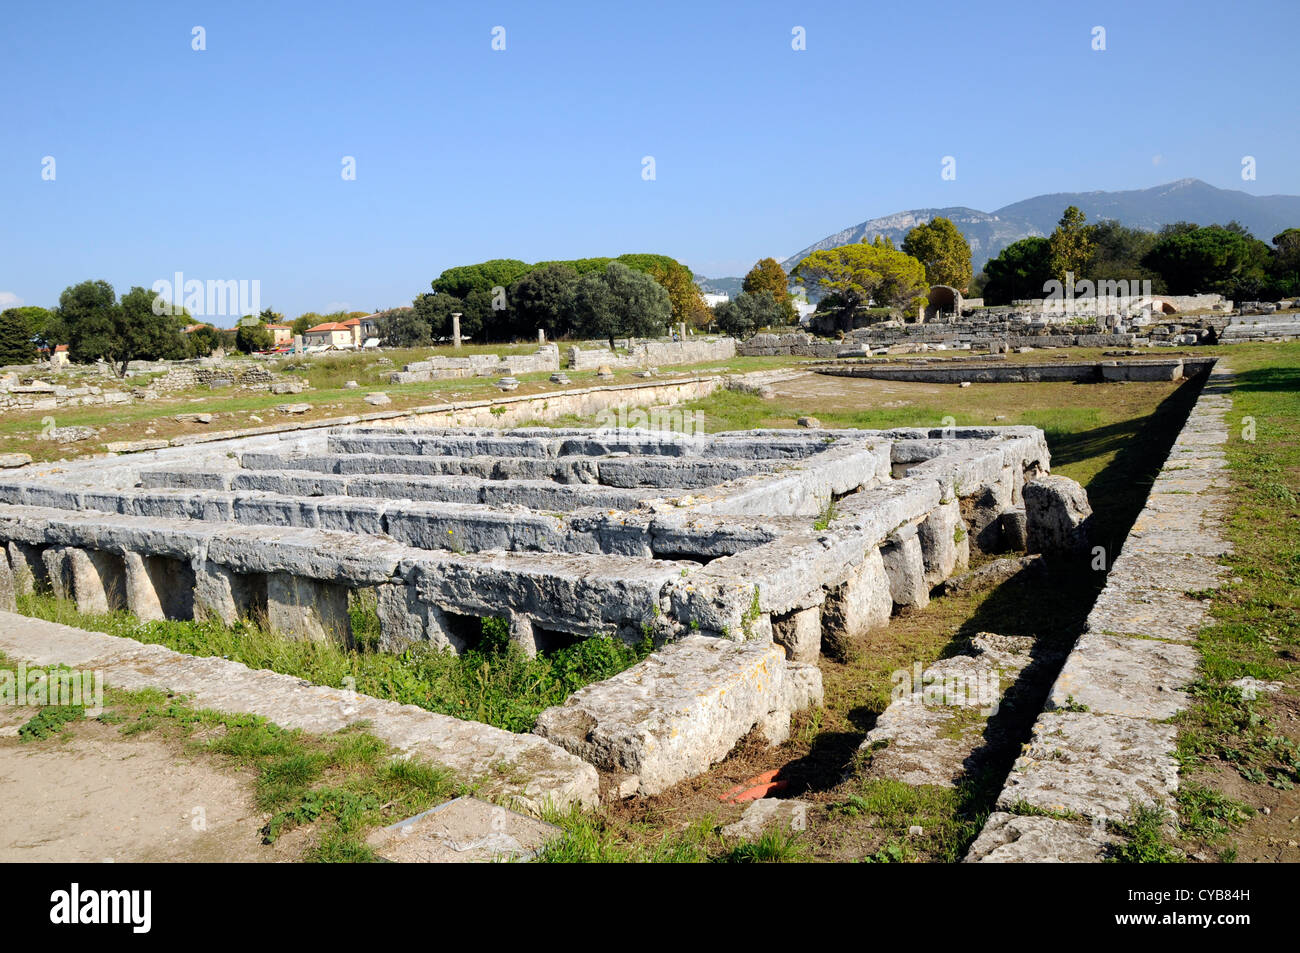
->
[[778, 179, 1300, 274]]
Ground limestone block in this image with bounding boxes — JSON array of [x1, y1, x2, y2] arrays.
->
[[266, 572, 353, 646], [1000, 507, 1028, 551], [193, 560, 265, 625], [964, 813, 1117, 863], [918, 499, 969, 587], [533, 636, 788, 795], [1024, 475, 1092, 559], [0, 554, 15, 612], [881, 525, 928, 609], [41, 547, 72, 601], [819, 547, 892, 660], [375, 581, 467, 654], [772, 604, 821, 663]]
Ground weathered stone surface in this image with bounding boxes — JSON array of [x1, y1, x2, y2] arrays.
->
[[1000, 507, 1028, 551], [105, 439, 169, 453], [772, 604, 821, 663], [721, 798, 813, 839], [918, 499, 969, 586], [1024, 474, 1092, 559], [859, 633, 1037, 787], [365, 796, 561, 862], [1048, 631, 1198, 719], [0, 422, 1055, 798], [0, 555, 15, 612], [880, 524, 928, 609], [964, 812, 1117, 863], [533, 636, 792, 796], [266, 572, 352, 645], [961, 480, 1012, 554], [821, 546, 892, 658], [938, 554, 1043, 596], [997, 712, 1179, 821], [1085, 584, 1209, 642], [0, 453, 32, 469]]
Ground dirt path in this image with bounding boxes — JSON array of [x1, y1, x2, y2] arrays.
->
[[0, 709, 300, 862]]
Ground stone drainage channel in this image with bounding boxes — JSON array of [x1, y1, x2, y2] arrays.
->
[[963, 359, 1233, 861]]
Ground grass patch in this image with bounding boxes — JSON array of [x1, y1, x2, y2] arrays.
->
[[16, 594, 652, 734], [1172, 343, 1300, 858]]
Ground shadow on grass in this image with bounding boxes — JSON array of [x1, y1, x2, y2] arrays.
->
[[770, 372, 1212, 835]]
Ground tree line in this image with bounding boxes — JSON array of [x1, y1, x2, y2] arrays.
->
[[975, 207, 1300, 305]]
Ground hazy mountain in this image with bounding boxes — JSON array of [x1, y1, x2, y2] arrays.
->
[[782, 179, 1300, 274], [694, 275, 744, 296]]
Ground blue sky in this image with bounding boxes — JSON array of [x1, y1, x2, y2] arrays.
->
[[2, 0, 1297, 318]]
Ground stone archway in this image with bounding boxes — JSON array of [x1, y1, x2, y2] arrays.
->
[[925, 285, 963, 322]]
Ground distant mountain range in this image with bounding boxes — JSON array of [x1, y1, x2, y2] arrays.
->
[[761, 179, 1300, 278]]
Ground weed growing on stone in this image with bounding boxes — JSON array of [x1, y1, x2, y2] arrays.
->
[[16, 593, 652, 734]]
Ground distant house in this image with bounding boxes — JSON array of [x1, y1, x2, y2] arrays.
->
[[357, 312, 385, 341], [51, 344, 70, 368], [303, 322, 356, 349], [265, 323, 293, 346]]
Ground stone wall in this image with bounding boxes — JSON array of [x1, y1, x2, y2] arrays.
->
[[816, 357, 1216, 385], [389, 345, 561, 384], [737, 332, 841, 358], [566, 337, 735, 370], [148, 364, 279, 393], [965, 360, 1233, 862]]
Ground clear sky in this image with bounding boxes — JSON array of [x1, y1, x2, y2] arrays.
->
[[2, 0, 1297, 318]]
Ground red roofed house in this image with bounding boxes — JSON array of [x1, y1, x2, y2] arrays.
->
[[303, 322, 355, 349], [51, 344, 70, 368]]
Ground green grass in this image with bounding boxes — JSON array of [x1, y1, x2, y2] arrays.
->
[[16, 593, 652, 734], [1172, 343, 1300, 854], [1107, 803, 1182, 863], [17, 704, 85, 741], [534, 807, 808, 863]]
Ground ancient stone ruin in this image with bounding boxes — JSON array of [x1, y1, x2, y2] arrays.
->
[[0, 419, 1066, 802]]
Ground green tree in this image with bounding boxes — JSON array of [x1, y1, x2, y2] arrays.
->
[[186, 324, 221, 357], [1048, 206, 1096, 282], [234, 318, 273, 353], [1269, 228, 1300, 297], [411, 293, 467, 340], [901, 217, 973, 290], [981, 237, 1053, 305], [789, 238, 928, 330], [742, 258, 796, 323], [571, 262, 671, 347], [713, 290, 783, 337], [0, 309, 36, 365], [3, 306, 60, 349], [431, 259, 533, 300], [376, 306, 432, 347], [290, 314, 317, 337], [58, 280, 186, 376], [1141, 225, 1269, 296], [508, 263, 579, 339], [1084, 220, 1163, 289]]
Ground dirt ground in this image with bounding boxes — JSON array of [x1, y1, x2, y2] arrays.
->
[[0, 707, 300, 862]]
